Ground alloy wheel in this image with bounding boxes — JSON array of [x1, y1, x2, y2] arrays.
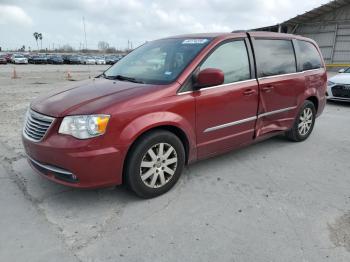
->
[[140, 143, 178, 189], [298, 108, 313, 136]]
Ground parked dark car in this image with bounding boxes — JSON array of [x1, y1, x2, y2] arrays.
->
[[62, 55, 71, 64], [29, 55, 47, 64], [67, 55, 82, 64], [0, 55, 7, 64], [47, 55, 64, 64], [23, 32, 327, 198], [4, 53, 12, 62], [105, 56, 120, 65]]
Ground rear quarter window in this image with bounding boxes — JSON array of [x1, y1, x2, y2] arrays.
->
[[297, 40, 322, 71], [254, 39, 297, 78]]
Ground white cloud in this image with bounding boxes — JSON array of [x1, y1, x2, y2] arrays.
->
[[0, 4, 33, 26], [0, 0, 330, 50]]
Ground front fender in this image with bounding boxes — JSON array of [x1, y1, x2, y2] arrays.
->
[[118, 111, 197, 161]]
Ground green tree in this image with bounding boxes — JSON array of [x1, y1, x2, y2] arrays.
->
[[38, 33, 43, 50], [33, 32, 39, 50]]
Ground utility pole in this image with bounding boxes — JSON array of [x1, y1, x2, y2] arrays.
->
[[83, 16, 88, 50]]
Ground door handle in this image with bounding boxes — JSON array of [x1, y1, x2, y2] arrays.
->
[[243, 89, 256, 96], [262, 85, 274, 93]]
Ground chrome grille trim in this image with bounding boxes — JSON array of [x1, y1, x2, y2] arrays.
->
[[23, 109, 55, 142]]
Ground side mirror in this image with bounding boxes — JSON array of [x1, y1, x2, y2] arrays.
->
[[196, 68, 224, 88], [339, 68, 345, 73]]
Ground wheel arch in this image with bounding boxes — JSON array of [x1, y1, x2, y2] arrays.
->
[[122, 124, 192, 184], [306, 96, 319, 113]]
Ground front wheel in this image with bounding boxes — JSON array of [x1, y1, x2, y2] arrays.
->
[[125, 130, 185, 198], [285, 100, 316, 142]]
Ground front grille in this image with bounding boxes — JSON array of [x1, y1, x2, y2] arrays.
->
[[332, 85, 350, 98], [23, 110, 55, 142]]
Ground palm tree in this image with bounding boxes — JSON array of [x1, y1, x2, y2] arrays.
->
[[38, 33, 43, 50], [33, 32, 39, 50]]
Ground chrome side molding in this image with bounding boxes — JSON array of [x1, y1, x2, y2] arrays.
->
[[204, 106, 297, 133], [204, 116, 257, 133]]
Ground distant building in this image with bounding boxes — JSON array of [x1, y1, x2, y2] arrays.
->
[[255, 0, 350, 66]]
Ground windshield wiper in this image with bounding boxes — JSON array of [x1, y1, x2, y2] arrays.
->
[[112, 75, 144, 84], [98, 72, 109, 79], [98, 73, 144, 83]]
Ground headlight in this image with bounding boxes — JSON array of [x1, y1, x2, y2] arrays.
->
[[327, 81, 335, 86], [58, 115, 110, 139]]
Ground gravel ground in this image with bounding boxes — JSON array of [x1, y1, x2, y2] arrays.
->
[[0, 65, 350, 262]]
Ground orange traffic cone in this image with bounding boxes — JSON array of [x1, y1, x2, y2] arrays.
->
[[11, 67, 19, 79], [66, 70, 72, 81]]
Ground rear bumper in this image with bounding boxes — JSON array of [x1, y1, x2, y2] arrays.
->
[[22, 132, 126, 189]]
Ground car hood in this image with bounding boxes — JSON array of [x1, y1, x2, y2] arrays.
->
[[31, 78, 165, 117], [329, 74, 350, 85]]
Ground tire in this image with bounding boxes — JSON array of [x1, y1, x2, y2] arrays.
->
[[285, 100, 316, 142], [125, 130, 185, 198]]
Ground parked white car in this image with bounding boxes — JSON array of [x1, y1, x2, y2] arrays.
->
[[11, 54, 28, 64], [94, 56, 106, 65], [327, 68, 350, 101], [82, 56, 96, 65]]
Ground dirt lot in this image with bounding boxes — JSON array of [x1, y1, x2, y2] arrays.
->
[[1, 64, 350, 261]]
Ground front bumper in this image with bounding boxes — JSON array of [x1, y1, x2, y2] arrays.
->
[[327, 84, 350, 102], [22, 125, 126, 189]]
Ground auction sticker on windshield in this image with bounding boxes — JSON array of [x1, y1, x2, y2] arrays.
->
[[182, 39, 209, 44]]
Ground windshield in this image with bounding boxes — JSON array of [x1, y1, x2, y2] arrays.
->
[[344, 68, 350, 73], [14, 55, 24, 58], [104, 38, 212, 84]]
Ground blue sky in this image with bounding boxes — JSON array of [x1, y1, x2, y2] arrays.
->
[[0, 0, 330, 51]]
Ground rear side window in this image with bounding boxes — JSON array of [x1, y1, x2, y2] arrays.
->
[[200, 40, 250, 84], [297, 40, 322, 71], [255, 39, 296, 77]]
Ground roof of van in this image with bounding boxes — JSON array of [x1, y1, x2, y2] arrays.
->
[[162, 32, 313, 42]]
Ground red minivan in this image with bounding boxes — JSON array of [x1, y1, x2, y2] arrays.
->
[[22, 32, 327, 198]]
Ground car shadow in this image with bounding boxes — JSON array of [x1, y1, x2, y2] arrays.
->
[[25, 134, 293, 205], [327, 100, 350, 107]]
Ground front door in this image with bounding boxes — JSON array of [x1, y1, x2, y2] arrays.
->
[[194, 39, 259, 159]]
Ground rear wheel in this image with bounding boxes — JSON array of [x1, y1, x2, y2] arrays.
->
[[285, 100, 316, 142], [125, 130, 185, 198]]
